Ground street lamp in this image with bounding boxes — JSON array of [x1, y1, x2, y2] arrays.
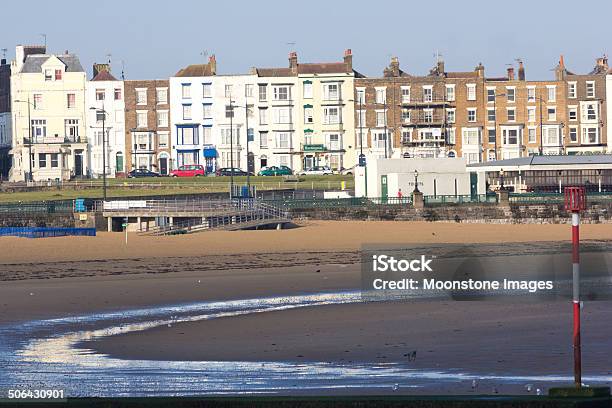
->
[[413, 169, 420, 193], [227, 102, 252, 197], [499, 168, 505, 191], [90, 106, 108, 200], [14, 99, 34, 182]]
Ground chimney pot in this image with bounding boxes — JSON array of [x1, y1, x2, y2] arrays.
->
[[343, 48, 353, 72], [507, 67, 515, 80], [289, 51, 298, 72], [518, 61, 525, 81]]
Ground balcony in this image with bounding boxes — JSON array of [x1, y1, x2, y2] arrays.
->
[[26, 135, 85, 145], [408, 113, 446, 126], [401, 95, 450, 106], [402, 134, 448, 146]]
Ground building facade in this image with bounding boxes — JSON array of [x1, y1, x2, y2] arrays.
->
[[169, 56, 217, 172], [124, 79, 171, 174], [86, 63, 126, 178], [10, 45, 88, 182], [0, 57, 11, 178]]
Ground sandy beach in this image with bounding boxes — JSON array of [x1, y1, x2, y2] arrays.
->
[[1, 220, 611, 395]]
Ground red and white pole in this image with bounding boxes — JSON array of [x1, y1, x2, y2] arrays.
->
[[565, 186, 585, 388], [571, 210, 581, 387]]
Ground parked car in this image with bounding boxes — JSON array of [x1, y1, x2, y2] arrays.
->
[[215, 167, 252, 176], [169, 164, 205, 177], [127, 169, 161, 178], [340, 166, 356, 175], [299, 166, 333, 176], [258, 165, 293, 176]]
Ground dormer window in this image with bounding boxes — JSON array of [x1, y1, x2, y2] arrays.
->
[[55, 69, 62, 80], [44, 69, 53, 81]]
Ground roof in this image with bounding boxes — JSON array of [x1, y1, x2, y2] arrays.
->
[[20, 54, 84, 73], [468, 155, 612, 168], [91, 70, 117, 81], [254, 67, 293, 77], [175, 64, 215, 77], [254, 62, 352, 77]]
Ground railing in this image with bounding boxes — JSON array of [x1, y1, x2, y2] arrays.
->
[[424, 194, 497, 204], [0, 227, 96, 238], [0, 201, 75, 213]]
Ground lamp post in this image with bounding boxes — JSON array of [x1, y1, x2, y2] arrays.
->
[[90, 106, 108, 200], [228, 99, 235, 199], [492, 92, 507, 161], [413, 169, 420, 193], [227, 102, 251, 197], [358, 94, 368, 197], [14, 99, 34, 182]]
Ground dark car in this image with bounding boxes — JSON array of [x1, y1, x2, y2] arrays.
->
[[215, 167, 252, 176], [258, 165, 293, 176], [128, 169, 161, 178]]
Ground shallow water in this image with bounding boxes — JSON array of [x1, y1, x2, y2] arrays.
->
[[0, 291, 610, 397]]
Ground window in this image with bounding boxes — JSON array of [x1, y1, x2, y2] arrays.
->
[[401, 86, 410, 103], [114, 88, 122, 100], [487, 88, 495, 103], [259, 108, 267, 125], [220, 127, 240, 145], [568, 106, 577, 121], [445, 85, 455, 101], [356, 88, 366, 104], [423, 109, 433, 123], [376, 111, 386, 127], [323, 83, 339, 100], [466, 84, 476, 101], [273, 86, 290, 101], [136, 89, 147, 104], [462, 128, 480, 145], [202, 83, 212, 98], [259, 131, 268, 148], [275, 132, 290, 148], [178, 126, 198, 145], [326, 133, 341, 150], [586, 81, 595, 98], [487, 108, 495, 122], [527, 87, 536, 103], [323, 107, 340, 124], [547, 86, 556, 102], [507, 108, 516, 122], [225, 84, 233, 98], [581, 102, 598, 121], [528, 127, 537, 143], [203, 104, 212, 119], [157, 110, 168, 127], [38, 153, 47, 168], [357, 109, 366, 127], [54, 69, 62, 80], [245, 84, 254, 98], [465, 152, 480, 164], [47, 153, 58, 168], [258, 84, 267, 101], [202, 127, 212, 145], [467, 108, 476, 122], [527, 107, 536, 123], [31, 119, 46, 140], [488, 128, 496, 143], [156, 88, 167, 104], [375, 88, 386, 104], [44, 69, 53, 81], [158, 131, 169, 148], [568, 82, 577, 98], [446, 109, 455, 123], [96, 111, 106, 122], [447, 128, 456, 144], [547, 107, 556, 121], [487, 150, 496, 161], [506, 87, 515, 103], [66, 93, 76, 109], [182, 104, 192, 120], [274, 107, 291, 124], [423, 86, 433, 102], [33, 94, 43, 109], [304, 107, 313, 123], [182, 84, 191, 99], [582, 127, 598, 144], [569, 127, 578, 143], [401, 108, 411, 123], [225, 105, 234, 119], [65, 119, 79, 139], [502, 128, 519, 145], [544, 127, 559, 145], [372, 132, 388, 149], [137, 111, 148, 128]]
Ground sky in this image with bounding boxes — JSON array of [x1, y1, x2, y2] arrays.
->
[[3, 0, 611, 80]]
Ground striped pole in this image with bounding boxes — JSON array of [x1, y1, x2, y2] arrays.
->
[[571, 211, 581, 387]]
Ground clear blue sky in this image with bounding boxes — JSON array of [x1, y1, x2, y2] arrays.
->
[[3, 0, 611, 80]]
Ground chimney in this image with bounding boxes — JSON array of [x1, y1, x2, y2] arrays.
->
[[518, 61, 525, 81], [343, 48, 353, 72], [93, 63, 110, 78], [555, 54, 566, 80], [388, 56, 400, 77], [475, 62, 485, 78], [208, 54, 217, 75], [289, 51, 298, 74], [436, 59, 445, 75], [507, 66, 515, 81], [596, 55, 608, 70]]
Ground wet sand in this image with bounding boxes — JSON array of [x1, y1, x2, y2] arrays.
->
[[1, 220, 611, 389]]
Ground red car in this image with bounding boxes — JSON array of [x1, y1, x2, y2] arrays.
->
[[170, 164, 205, 177]]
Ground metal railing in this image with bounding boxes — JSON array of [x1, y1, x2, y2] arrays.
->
[[0, 227, 96, 238]]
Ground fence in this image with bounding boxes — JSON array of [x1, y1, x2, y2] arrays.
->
[[510, 191, 612, 205], [0, 201, 75, 213], [0, 227, 96, 238]]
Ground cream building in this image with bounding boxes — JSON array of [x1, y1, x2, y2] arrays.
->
[[86, 63, 126, 178], [10, 45, 87, 181]]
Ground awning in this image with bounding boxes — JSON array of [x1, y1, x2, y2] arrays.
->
[[203, 148, 217, 158]]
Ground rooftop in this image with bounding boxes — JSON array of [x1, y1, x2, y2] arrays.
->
[[20, 54, 84, 73], [469, 155, 612, 168]]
